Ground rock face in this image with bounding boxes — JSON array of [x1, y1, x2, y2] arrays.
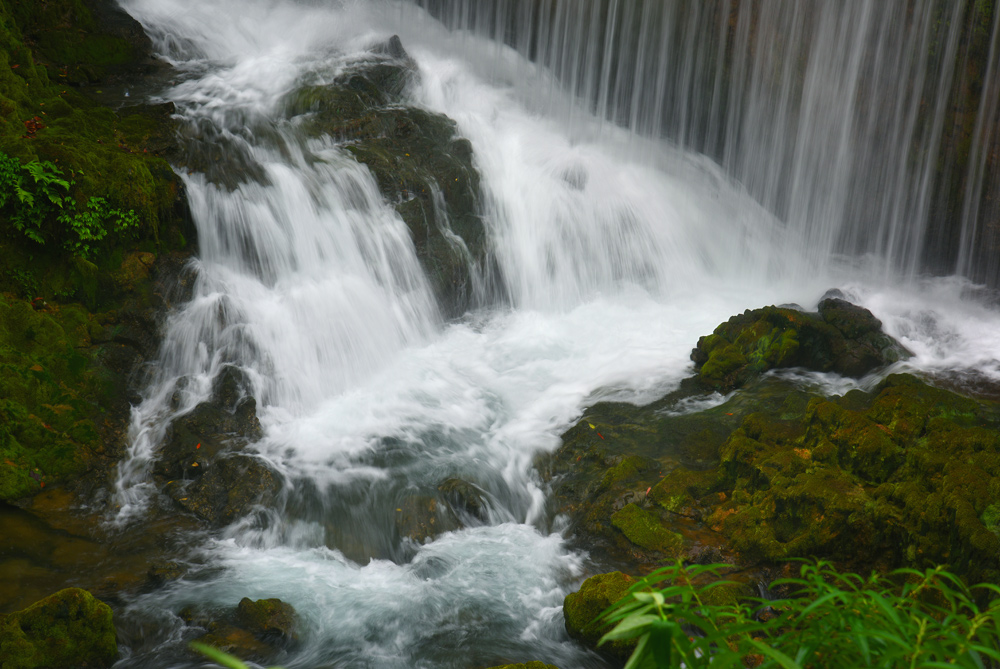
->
[[691, 299, 909, 393], [284, 36, 494, 318], [0, 588, 117, 668]]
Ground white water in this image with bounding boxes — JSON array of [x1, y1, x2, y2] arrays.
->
[[107, 1, 1000, 667]]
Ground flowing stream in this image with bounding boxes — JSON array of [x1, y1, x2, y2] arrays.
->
[[106, 1, 1000, 667]]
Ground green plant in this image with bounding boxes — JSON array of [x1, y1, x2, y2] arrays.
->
[[189, 642, 284, 669], [1, 151, 140, 257], [59, 196, 140, 258], [598, 560, 1000, 669]]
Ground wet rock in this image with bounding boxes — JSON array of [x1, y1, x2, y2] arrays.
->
[[166, 454, 280, 527], [184, 597, 298, 664], [691, 300, 909, 393], [395, 494, 460, 543], [284, 36, 493, 318], [485, 664, 560, 669], [437, 477, 489, 522], [235, 597, 298, 644], [563, 572, 635, 660], [0, 587, 117, 668], [194, 625, 273, 664], [154, 365, 262, 484]]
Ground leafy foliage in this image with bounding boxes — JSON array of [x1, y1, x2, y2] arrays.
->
[[598, 560, 1000, 668], [0, 152, 139, 257]]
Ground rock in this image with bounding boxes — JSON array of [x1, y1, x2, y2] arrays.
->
[[166, 454, 280, 526], [484, 664, 560, 669], [0, 587, 117, 668], [649, 374, 1000, 583], [691, 300, 909, 393], [395, 494, 460, 543], [194, 625, 273, 664], [153, 365, 263, 488], [284, 36, 493, 318], [610, 503, 683, 555], [437, 477, 489, 522], [563, 572, 635, 660], [235, 597, 298, 644]]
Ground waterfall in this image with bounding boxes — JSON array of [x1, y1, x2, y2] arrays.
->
[[106, 1, 1000, 667], [409, 0, 1000, 284]]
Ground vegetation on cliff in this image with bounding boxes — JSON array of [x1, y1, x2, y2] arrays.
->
[[0, 0, 191, 504]]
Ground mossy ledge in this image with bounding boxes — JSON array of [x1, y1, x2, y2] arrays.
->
[[0, 0, 193, 505]]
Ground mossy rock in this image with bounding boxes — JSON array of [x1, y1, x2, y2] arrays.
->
[[284, 36, 490, 317], [235, 597, 298, 644], [563, 571, 635, 660], [653, 374, 1000, 582], [0, 587, 117, 668], [691, 298, 908, 392], [610, 503, 683, 555]]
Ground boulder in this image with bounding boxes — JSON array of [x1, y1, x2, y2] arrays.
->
[[235, 597, 298, 644], [165, 454, 280, 527], [0, 588, 117, 668], [437, 477, 490, 522], [563, 572, 635, 660], [691, 298, 908, 393]]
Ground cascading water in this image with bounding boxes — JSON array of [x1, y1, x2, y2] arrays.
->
[[105, 0, 1000, 667]]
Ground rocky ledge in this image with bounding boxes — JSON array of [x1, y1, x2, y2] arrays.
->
[[553, 297, 1000, 659]]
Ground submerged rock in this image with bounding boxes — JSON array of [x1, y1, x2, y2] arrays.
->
[[185, 596, 299, 664], [691, 298, 909, 393], [0, 587, 117, 668], [284, 36, 494, 317]]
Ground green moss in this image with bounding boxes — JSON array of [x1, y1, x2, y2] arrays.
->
[[0, 295, 109, 501], [0, 587, 117, 668], [610, 503, 684, 555], [563, 572, 635, 658], [984, 503, 1000, 538]]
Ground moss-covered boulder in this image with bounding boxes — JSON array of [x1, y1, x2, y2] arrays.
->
[[235, 597, 298, 644], [184, 597, 298, 664], [284, 36, 492, 317], [0, 587, 117, 668], [691, 298, 908, 392], [563, 571, 634, 660]]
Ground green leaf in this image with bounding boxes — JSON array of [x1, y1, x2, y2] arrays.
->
[[745, 639, 804, 669], [599, 614, 661, 643]]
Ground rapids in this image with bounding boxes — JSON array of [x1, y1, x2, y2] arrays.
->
[[103, 1, 1000, 667]]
